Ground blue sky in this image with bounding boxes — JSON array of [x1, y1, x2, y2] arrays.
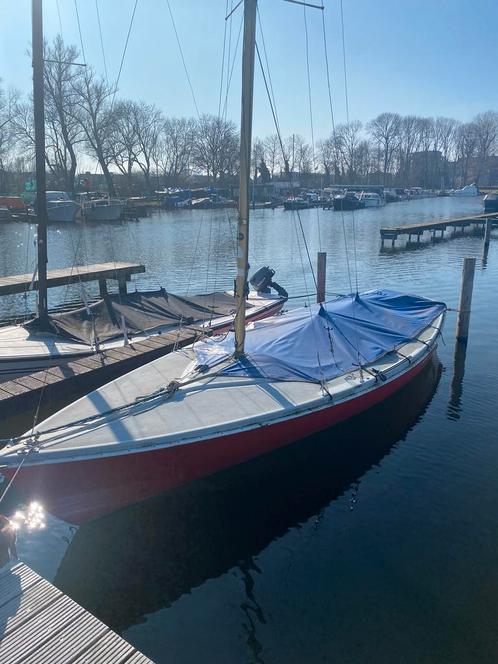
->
[[2, 0, 498, 142]]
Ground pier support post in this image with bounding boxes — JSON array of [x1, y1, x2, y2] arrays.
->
[[98, 279, 108, 297], [316, 252, 326, 303], [456, 257, 476, 342], [118, 276, 127, 296]]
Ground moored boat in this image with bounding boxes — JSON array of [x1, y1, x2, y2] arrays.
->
[[333, 192, 364, 211], [77, 192, 126, 222], [45, 191, 79, 222], [483, 192, 498, 212], [0, 290, 445, 524], [358, 191, 384, 207]]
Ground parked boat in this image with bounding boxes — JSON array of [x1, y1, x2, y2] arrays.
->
[[358, 192, 384, 207], [333, 192, 364, 211], [283, 196, 310, 210], [45, 191, 79, 222], [77, 193, 126, 222], [0, 196, 28, 217], [452, 183, 480, 197], [0, 0, 446, 525], [484, 192, 498, 212]]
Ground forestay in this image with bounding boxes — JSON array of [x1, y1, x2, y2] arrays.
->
[[193, 290, 446, 383]]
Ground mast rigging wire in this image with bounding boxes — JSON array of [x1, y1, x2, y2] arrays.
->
[[165, 0, 200, 118], [112, 0, 139, 107], [95, 0, 109, 85]]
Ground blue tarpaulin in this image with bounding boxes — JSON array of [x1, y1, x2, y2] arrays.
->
[[193, 290, 446, 383]]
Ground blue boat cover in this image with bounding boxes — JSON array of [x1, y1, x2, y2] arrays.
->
[[193, 290, 446, 383]]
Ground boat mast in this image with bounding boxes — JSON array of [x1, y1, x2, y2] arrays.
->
[[32, 0, 49, 325], [234, 0, 257, 359]]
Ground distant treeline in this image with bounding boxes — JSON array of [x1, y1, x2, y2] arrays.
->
[[1, 36, 498, 195]]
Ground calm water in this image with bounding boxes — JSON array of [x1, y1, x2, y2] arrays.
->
[[4, 196, 498, 663]]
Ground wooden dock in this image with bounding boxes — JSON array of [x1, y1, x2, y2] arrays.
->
[[380, 212, 498, 247], [0, 561, 154, 663], [0, 326, 204, 422], [0, 262, 145, 297]]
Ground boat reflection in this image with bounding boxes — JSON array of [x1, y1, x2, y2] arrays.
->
[[53, 355, 442, 634]]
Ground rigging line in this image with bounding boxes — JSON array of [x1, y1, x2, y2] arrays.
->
[[73, 0, 87, 65], [339, 0, 358, 294], [321, 6, 335, 133], [95, 0, 109, 85], [256, 7, 282, 140], [225, 0, 243, 21], [303, 2, 322, 251], [112, 0, 139, 107], [221, 13, 243, 122], [217, 0, 230, 118], [165, 0, 200, 118], [56, 0, 63, 34], [222, 0, 234, 122], [255, 44, 286, 164], [295, 209, 318, 291]]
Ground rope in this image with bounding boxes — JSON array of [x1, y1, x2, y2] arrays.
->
[[73, 0, 87, 64], [95, 0, 109, 86], [56, 0, 63, 34], [165, 0, 200, 118], [112, 0, 139, 108]]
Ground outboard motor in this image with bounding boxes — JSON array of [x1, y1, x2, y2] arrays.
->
[[249, 266, 288, 299]]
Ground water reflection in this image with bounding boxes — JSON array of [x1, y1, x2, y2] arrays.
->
[[53, 356, 442, 635], [448, 340, 468, 421]]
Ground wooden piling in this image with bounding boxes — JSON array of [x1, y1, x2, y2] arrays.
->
[[456, 257, 476, 341], [316, 252, 326, 303]]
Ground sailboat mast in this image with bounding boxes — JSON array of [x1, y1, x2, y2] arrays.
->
[[234, 0, 257, 359], [32, 0, 49, 325]]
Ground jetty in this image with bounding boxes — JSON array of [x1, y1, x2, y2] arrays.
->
[[0, 561, 153, 663], [380, 212, 498, 247], [0, 262, 145, 298]]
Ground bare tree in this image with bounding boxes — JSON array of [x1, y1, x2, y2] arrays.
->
[[335, 121, 363, 179], [367, 112, 401, 184], [455, 122, 477, 186], [472, 111, 498, 184], [43, 36, 84, 194], [130, 101, 163, 192], [263, 134, 282, 178], [73, 69, 116, 195], [156, 117, 195, 186], [192, 114, 238, 183], [108, 99, 140, 192]]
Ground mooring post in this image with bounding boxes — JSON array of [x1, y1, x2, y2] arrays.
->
[[455, 257, 476, 342], [317, 251, 326, 303]]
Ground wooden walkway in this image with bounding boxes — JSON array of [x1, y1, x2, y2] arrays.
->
[[380, 212, 498, 247], [0, 562, 154, 663], [0, 326, 203, 421], [0, 262, 145, 297]]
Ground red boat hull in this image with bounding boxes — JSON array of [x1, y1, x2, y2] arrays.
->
[[3, 349, 435, 524]]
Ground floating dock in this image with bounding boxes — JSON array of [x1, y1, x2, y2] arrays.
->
[[0, 561, 154, 663], [380, 212, 498, 247]]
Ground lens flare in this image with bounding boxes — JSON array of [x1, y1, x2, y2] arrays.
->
[[10, 502, 46, 531]]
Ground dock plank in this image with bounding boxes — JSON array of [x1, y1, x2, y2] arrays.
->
[[0, 563, 154, 663]]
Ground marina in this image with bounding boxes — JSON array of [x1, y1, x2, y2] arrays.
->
[[1, 0, 498, 661]]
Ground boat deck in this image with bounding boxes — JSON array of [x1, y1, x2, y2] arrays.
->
[[0, 561, 154, 663]]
